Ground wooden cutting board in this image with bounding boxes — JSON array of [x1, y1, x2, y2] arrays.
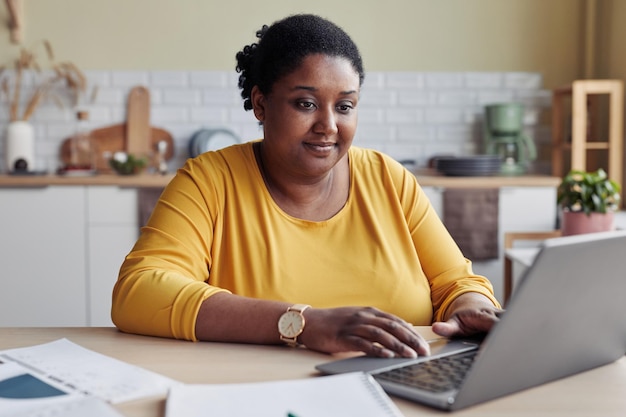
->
[[59, 86, 175, 172], [125, 86, 152, 156], [60, 124, 175, 172]]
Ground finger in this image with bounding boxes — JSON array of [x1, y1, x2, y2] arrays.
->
[[442, 309, 500, 337], [358, 312, 430, 354], [431, 320, 461, 337], [378, 318, 431, 356], [343, 334, 407, 358], [347, 322, 429, 358], [359, 308, 417, 332]]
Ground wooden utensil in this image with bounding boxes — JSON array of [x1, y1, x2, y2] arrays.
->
[[125, 86, 152, 157]]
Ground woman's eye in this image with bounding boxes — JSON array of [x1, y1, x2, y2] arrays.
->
[[337, 103, 354, 113], [298, 101, 316, 110]]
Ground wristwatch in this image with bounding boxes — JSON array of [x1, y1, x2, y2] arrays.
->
[[277, 304, 311, 347]]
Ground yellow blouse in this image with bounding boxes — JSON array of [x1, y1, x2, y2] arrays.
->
[[112, 142, 498, 340]]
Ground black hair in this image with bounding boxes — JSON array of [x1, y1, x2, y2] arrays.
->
[[235, 14, 365, 111]]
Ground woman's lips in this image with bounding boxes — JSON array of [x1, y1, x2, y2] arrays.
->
[[304, 142, 336, 153]]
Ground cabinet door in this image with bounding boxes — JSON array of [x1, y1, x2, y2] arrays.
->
[[471, 187, 557, 303], [0, 187, 87, 326], [497, 186, 558, 300], [499, 186, 558, 232], [421, 186, 443, 218], [87, 187, 138, 326]]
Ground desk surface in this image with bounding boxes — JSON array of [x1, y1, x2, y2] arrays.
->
[[2, 327, 626, 416]]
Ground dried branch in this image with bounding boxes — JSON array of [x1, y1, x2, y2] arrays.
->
[[0, 40, 89, 122]]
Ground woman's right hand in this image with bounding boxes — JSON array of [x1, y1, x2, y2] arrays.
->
[[299, 306, 430, 358]]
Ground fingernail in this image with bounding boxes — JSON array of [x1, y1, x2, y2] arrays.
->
[[405, 348, 418, 359]]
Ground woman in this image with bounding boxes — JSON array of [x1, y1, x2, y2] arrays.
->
[[112, 14, 502, 359]]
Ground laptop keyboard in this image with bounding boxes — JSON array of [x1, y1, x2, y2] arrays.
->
[[374, 349, 478, 393]]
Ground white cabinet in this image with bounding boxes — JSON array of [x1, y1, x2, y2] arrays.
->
[[421, 186, 444, 217], [87, 187, 139, 326], [499, 187, 557, 232], [0, 186, 140, 326], [0, 187, 88, 326], [421, 186, 557, 303], [1, 183, 556, 325]]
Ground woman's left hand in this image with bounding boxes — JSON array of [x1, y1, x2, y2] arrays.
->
[[431, 292, 503, 338]]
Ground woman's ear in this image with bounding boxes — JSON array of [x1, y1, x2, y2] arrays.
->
[[251, 86, 265, 122]]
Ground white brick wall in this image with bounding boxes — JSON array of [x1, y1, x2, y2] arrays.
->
[[0, 70, 552, 174]]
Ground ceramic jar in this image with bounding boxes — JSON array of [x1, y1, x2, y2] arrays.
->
[[4, 121, 35, 173]]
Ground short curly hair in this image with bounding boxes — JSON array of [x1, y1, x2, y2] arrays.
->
[[235, 14, 365, 111]]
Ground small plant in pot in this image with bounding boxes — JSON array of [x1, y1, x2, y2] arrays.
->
[[557, 168, 621, 236], [109, 152, 147, 175]]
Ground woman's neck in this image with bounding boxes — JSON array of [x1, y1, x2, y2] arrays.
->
[[253, 141, 349, 221]]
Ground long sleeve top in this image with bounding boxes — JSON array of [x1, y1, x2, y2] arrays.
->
[[111, 142, 499, 340]]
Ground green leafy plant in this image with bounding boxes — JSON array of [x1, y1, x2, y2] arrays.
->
[[557, 168, 621, 215], [109, 152, 147, 175]]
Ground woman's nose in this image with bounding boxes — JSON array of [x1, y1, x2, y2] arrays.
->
[[313, 107, 339, 135]]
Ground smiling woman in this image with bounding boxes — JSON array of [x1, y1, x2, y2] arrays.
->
[[111, 13, 501, 360], [249, 54, 358, 220]]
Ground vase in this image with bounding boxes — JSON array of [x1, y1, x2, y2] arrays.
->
[[4, 121, 35, 173], [560, 210, 615, 236]]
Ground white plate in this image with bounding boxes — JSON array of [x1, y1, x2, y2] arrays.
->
[[189, 129, 239, 157]]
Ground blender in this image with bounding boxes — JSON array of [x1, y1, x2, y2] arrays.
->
[[484, 103, 537, 175]]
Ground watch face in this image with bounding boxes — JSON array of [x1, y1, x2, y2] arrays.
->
[[278, 311, 305, 338]]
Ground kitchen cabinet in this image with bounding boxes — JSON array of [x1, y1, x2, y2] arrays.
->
[[0, 186, 140, 326], [421, 185, 557, 303], [0, 178, 557, 326], [87, 187, 139, 326], [0, 187, 88, 326]]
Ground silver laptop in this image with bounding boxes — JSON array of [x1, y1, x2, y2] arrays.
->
[[316, 230, 626, 410]]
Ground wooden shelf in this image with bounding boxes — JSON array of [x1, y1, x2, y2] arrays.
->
[[558, 142, 611, 150], [551, 79, 624, 206]]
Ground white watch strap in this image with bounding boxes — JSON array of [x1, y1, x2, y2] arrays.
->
[[288, 304, 310, 314]]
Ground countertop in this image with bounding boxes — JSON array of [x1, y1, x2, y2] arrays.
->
[[0, 173, 175, 188], [410, 169, 561, 188], [0, 169, 561, 189]]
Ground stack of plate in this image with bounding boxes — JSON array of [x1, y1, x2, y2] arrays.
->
[[188, 128, 240, 157], [435, 155, 502, 177]]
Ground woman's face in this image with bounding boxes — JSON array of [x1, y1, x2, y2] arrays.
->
[[251, 54, 360, 180]]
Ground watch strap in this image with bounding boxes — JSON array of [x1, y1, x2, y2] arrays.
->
[[288, 304, 310, 314]]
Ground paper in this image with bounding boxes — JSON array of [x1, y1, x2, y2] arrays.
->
[[0, 338, 179, 404], [4, 396, 124, 417], [0, 361, 123, 417], [165, 372, 405, 417]]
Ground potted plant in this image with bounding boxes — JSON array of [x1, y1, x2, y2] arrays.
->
[[557, 168, 621, 236], [109, 151, 148, 175], [0, 41, 91, 173]]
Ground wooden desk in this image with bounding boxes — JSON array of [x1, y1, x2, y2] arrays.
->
[[2, 327, 626, 416]]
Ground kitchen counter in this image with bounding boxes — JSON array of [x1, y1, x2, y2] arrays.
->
[[411, 169, 561, 188], [0, 170, 560, 188], [0, 173, 175, 188]]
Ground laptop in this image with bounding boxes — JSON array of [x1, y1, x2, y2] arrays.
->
[[316, 230, 626, 410]]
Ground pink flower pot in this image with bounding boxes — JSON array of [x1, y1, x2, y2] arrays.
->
[[561, 211, 615, 236]]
